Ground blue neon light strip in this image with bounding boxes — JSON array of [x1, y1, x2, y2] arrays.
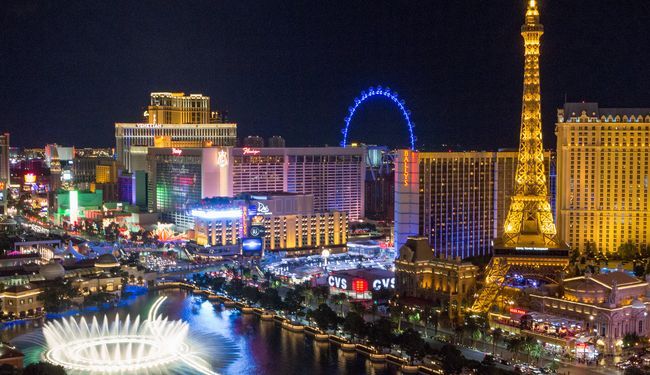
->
[[341, 85, 416, 150]]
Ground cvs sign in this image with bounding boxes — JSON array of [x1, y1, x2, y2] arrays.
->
[[328, 276, 347, 290], [371, 277, 395, 291]]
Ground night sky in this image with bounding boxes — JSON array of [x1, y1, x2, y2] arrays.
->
[[1, 1, 649, 150]]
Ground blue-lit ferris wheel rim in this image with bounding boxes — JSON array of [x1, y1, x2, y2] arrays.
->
[[341, 86, 416, 150]]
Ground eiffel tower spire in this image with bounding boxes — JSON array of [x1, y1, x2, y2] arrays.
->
[[501, 0, 560, 248]]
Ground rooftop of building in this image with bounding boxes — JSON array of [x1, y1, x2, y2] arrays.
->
[[563, 271, 646, 293], [2, 283, 40, 294], [242, 192, 310, 198], [150, 92, 207, 98], [0, 252, 41, 260], [560, 102, 650, 122], [115, 122, 237, 128], [330, 268, 394, 280], [398, 237, 435, 263]]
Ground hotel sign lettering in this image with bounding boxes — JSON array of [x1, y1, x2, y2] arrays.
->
[[242, 147, 261, 155], [403, 151, 409, 186]]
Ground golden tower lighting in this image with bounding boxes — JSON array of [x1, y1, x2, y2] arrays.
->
[[502, 0, 560, 248], [470, 0, 569, 315]]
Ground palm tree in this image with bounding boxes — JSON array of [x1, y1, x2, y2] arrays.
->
[[391, 303, 405, 332], [471, 329, 482, 350], [429, 309, 440, 338], [330, 292, 348, 316], [420, 306, 435, 338], [312, 286, 330, 306], [506, 336, 523, 362], [454, 325, 465, 345], [492, 328, 503, 356]]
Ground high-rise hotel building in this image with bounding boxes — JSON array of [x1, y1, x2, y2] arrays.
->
[[116, 92, 237, 172], [394, 150, 554, 258], [146, 146, 365, 227], [231, 147, 365, 221], [556, 102, 650, 254]]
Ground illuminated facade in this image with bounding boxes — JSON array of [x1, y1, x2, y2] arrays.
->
[[393, 150, 554, 259], [471, 0, 569, 314], [531, 271, 650, 352], [116, 123, 237, 172], [54, 189, 103, 224], [116, 91, 236, 172], [284, 148, 364, 221], [148, 152, 202, 212], [147, 146, 363, 228], [556, 102, 650, 254], [0, 284, 42, 318], [395, 237, 478, 317], [146, 92, 212, 124], [192, 193, 348, 254], [365, 146, 395, 221], [231, 147, 365, 221]]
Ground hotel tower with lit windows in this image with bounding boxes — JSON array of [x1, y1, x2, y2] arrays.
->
[[144, 146, 365, 229], [556, 102, 650, 255], [393, 150, 555, 258], [115, 92, 237, 172]]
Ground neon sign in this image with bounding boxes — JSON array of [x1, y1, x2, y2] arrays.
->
[[372, 277, 395, 290], [256, 202, 271, 215], [352, 279, 368, 293], [135, 124, 163, 128], [217, 150, 228, 168], [171, 148, 183, 156], [328, 276, 347, 290], [241, 205, 248, 238], [403, 151, 409, 186], [242, 147, 261, 155], [509, 308, 526, 315]]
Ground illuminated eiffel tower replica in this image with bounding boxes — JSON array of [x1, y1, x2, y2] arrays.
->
[[471, 0, 570, 314]]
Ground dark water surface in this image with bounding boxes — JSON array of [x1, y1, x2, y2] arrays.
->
[[5, 290, 398, 375]]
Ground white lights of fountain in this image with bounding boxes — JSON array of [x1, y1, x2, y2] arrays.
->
[[42, 297, 217, 374]]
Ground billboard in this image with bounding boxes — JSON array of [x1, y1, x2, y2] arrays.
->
[[242, 238, 263, 255]]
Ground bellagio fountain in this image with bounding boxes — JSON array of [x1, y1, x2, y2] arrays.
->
[[41, 296, 217, 374]]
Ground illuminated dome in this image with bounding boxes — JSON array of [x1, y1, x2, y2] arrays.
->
[[95, 253, 119, 268], [39, 261, 65, 281]]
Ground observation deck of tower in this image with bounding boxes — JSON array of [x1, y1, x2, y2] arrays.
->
[[471, 0, 570, 314]]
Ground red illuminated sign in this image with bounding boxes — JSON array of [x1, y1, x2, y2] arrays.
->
[[171, 148, 183, 156], [509, 308, 526, 315], [352, 278, 368, 293], [242, 147, 261, 155]]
